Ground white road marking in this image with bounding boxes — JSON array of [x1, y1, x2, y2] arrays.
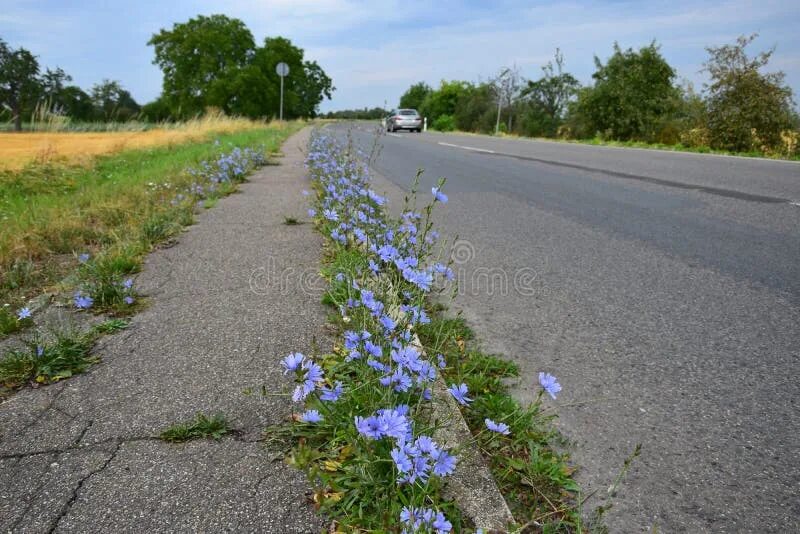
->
[[387, 133, 403, 138], [790, 201, 800, 207], [437, 141, 495, 154]]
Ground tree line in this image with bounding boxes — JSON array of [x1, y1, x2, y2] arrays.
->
[[399, 35, 798, 155], [0, 37, 141, 130], [0, 14, 334, 130]]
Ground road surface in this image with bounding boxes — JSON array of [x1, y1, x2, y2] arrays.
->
[[328, 123, 800, 532]]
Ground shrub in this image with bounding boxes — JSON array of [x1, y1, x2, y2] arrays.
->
[[431, 114, 455, 132]]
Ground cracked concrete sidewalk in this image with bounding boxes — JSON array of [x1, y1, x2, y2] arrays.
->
[[0, 127, 327, 533]]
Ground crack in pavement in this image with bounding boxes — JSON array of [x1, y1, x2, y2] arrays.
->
[[46, 440, 122, 534]]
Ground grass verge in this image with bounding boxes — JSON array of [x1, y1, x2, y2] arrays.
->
[[0, 121, 303, 335], [271, 131, 581, 532], [427, 128, 800, 161]]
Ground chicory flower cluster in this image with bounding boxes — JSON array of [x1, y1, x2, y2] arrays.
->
[[285, 133, 462, 531], [293, 133, 564, 532], [178, 145, 268, 207]]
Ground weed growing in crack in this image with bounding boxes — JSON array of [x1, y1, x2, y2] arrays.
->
[[160, 413, 230, 442], [0, 325, 98, 397], [283, 216, 301, 225], [91, 318, 130, 334]]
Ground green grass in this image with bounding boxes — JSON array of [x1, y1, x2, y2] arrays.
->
[[160, 413, 231, 442], [0, 122, 303, 331], [418, 312, 582, 531], [0, 325, 99, 397], [91, 318, 130, 334]]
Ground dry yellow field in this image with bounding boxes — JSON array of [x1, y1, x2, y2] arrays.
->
[[0, 116, 269, 170]]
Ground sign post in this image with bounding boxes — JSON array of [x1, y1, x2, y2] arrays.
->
[[276, 62, 290, 121]]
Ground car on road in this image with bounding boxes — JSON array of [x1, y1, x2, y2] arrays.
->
[[386, 109, 422, 132]]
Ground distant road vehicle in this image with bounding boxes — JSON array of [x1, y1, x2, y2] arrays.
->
[[386, 109, 422, 132]]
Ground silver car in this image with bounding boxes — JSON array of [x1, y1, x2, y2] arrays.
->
[[386, 109, 422, 132]]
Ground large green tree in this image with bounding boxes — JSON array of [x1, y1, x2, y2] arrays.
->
[[399, 82, 432, 110], [0, 38, 42, 131], [703, 34, 795, 152], [578, 42, 678, 141], [419, 80, 473, 124], [149, 14, 254, 116], [148, 15, 333, 119]]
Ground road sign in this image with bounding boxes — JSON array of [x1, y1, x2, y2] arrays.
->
[[276, 62, 289, 120]]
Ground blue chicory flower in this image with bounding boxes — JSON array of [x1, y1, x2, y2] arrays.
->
[[485, 418, 511, 435], [447, 383, 472, 406], [300, 409, 323, 423], [539, 372, 562, 399], [432, 187, 448, 203]]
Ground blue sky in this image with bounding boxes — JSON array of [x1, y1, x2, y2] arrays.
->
[[2, 0, 799, 113]]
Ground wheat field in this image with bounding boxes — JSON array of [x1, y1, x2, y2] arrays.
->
[[0, 114, 270, 170]]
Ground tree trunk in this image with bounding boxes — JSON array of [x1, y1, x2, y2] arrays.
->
[[12, 98, 22, 131]]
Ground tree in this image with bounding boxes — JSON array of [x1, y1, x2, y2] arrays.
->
[[40, 67, 72, 102], [578, 42, 678, 141], [148, 14, 255, 117], [703, 34, 795, 152], [148, 16, 333, 119], [91, 79, 140, 121], [520, 49, 580, 137], [59, 85, 94, 121], [453, 83, 495, 132], [419, 80, 473, 124], [399, 82, 432, 110], [491, 66, 523, 133], [0, 38, 42, 131]]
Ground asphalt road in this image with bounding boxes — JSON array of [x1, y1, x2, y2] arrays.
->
[[328, 122, 800, 533]]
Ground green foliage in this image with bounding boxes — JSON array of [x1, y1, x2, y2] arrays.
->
[[431, 114, 456, 132], [76, 249, 140, 313], [419, 80, 473, 124], [91, 79, 140, 122], [703, 33, 795, 152], [577, 42, 678, 141], [0, 327, 98, 396], [399, 82, 433, 111], [160, 413, 230, 442], [418, 312, 581, 530], [148, 15, 333, 119], [0, 37, 42, 131], [453, 83, 496, 133], [148, 14, 255, 117], [520, 49, 580, 137], [0, 307, 22, 337], [91, 318, 130, 334]]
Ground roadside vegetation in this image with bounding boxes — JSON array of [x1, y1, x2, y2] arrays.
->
[[0, 120, 299, 342], [1, 14, 333, 132], [160, 413, 231, 442], [272, 132, 580, 532], [398, 35, 798, 160]]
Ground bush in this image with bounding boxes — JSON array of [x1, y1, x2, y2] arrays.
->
[[431, 114, 455, 132], [680, 127, 711, 148], [704, 34, 795, 152]]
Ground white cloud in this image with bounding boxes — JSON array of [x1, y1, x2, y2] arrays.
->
[[0, 0, 797, 111]]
